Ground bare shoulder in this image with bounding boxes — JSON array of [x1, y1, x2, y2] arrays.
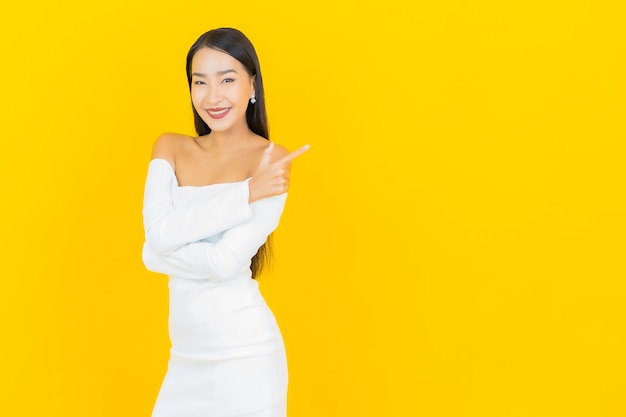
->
[[151, 132, 195, 168], [247, 136, 289, 162]]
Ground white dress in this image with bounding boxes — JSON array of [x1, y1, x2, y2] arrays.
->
[[142, 159, 288, 417]]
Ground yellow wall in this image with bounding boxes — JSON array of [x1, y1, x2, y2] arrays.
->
[[1, 1, 625, 416]]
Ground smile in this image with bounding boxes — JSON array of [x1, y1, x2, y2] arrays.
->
[[206, 107, 231, 119]]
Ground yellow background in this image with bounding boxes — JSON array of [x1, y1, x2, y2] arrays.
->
[[1, 1, 625, 416]]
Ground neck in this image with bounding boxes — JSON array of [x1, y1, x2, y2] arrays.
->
[[201, 123, 255, 150]]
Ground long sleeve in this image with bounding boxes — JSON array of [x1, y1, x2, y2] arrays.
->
[[142, 158, 253, 254], [142, 193, 287, 281]]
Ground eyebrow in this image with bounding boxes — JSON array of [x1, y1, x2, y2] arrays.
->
[[191, 69, 237, 77]]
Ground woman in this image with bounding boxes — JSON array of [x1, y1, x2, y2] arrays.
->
[[142, 28, 308, 417]]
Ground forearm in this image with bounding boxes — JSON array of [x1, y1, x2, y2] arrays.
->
[[142, 159, 253, 254], [142, 193, 287, 281]]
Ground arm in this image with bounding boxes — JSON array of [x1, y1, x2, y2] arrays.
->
[[142, 193, 287, 281], [142, 158, 253, 254]]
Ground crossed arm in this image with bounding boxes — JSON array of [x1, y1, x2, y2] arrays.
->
[[141, 142, 309, 281]]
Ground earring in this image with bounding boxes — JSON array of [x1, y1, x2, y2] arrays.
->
[[250, 97, 256, 104]]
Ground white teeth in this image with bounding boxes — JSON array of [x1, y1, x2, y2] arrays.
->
[[209, 108, 229, 115]]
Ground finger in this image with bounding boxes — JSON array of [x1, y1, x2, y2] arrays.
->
[[282, 177, 289, 192], [260, 142, 275, 166], [276, 144, 310, 165]]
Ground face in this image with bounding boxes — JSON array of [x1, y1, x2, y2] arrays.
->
[[190, 47, 255, 134]]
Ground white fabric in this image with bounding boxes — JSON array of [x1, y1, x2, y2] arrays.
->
[[142, 158, 288, 417]]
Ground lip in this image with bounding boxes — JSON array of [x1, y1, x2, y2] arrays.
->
[[206, 107, 232, 119]]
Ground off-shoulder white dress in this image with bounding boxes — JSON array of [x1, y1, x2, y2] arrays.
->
[[142, 159, 288, 417]]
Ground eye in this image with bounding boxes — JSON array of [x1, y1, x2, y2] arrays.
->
[[193, 80, 205, 85], [222, 78, 234, 83]]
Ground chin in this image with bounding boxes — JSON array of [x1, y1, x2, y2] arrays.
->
[[206, 123, 234, 133]]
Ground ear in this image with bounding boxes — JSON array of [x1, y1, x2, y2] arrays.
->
[[250, 75, 256, 98]]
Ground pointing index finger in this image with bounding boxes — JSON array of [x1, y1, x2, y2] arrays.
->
[[276, 144, 310, 165]]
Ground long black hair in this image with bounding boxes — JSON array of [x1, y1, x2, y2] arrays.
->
[[186, 28, 271, 279]]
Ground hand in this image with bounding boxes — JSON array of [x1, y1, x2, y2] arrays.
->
[[248, 143, 310, 203]]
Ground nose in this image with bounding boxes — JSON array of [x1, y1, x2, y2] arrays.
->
[[204, 84, 222, 106]]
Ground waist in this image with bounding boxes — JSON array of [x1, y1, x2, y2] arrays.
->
[[165, 277, 278, 350], [168, 277, 263, 314]]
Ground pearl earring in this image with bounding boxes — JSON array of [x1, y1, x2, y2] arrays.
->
[[250, 97, 256, 104]]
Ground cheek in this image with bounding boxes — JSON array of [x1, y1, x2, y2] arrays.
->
[[236, 85, 251, 102], [190, 87, 205, 107]]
